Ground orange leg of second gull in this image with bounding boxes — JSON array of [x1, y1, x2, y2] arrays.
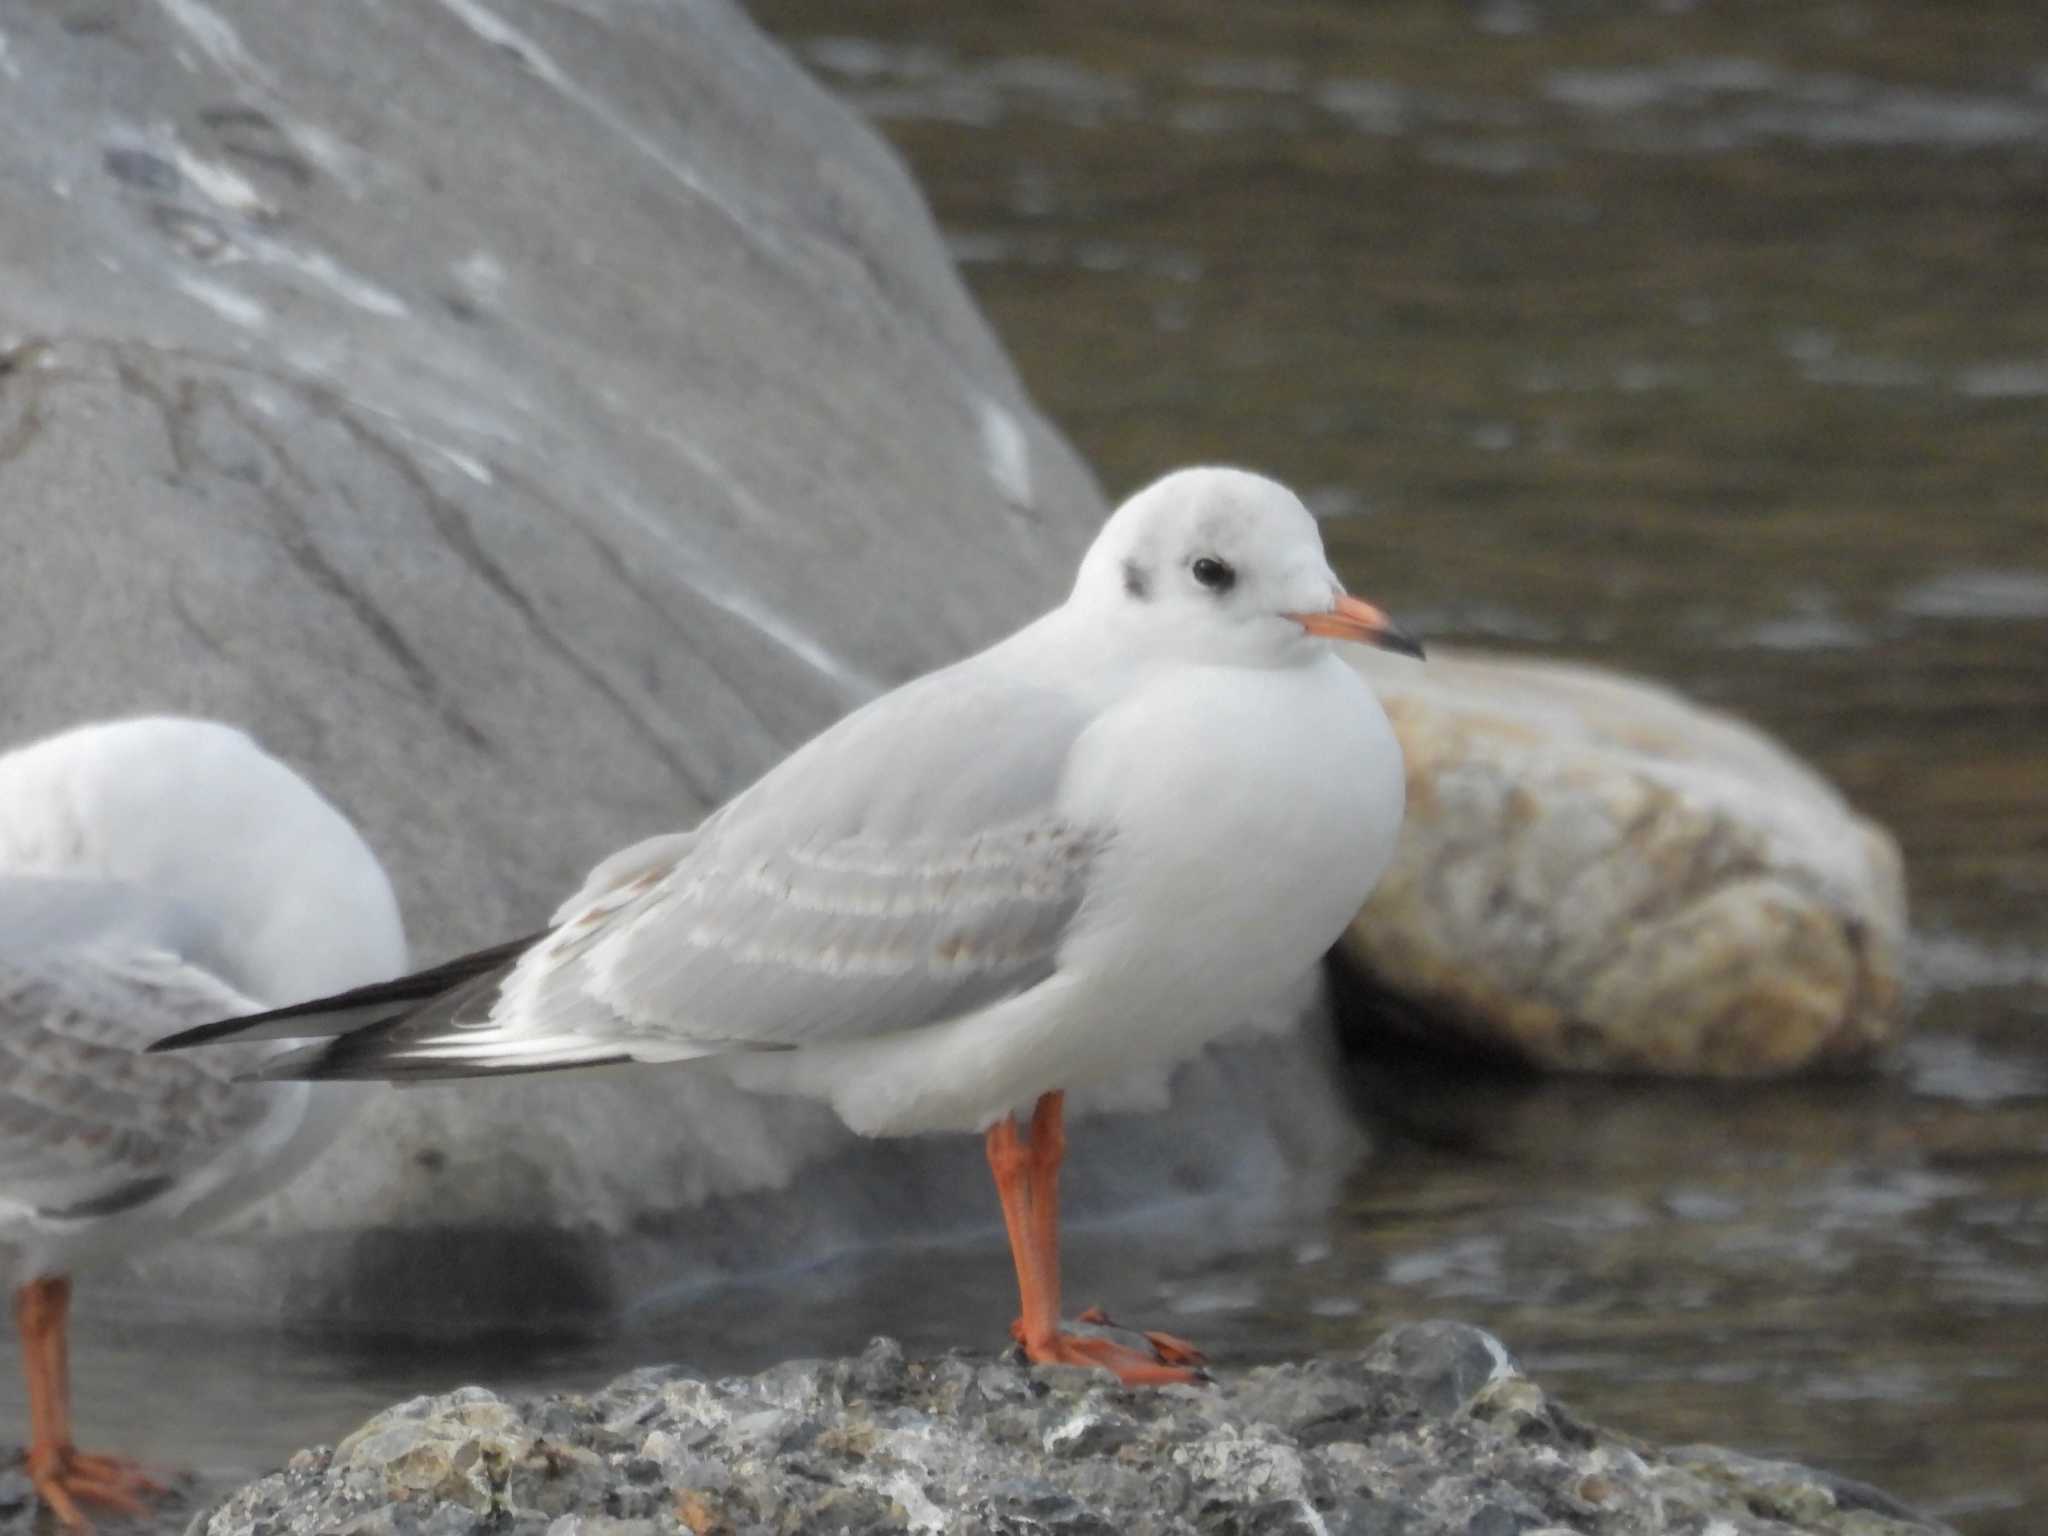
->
[[14, 1275, 165, 1531], [985, 1090, 1205, 1385]]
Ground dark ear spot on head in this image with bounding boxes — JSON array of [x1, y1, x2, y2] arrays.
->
[[1122, 559, 1150, 600]]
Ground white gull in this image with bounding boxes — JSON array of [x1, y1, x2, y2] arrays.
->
[[0, 718, 405, 1525], [159, 466, 1419, 1384]]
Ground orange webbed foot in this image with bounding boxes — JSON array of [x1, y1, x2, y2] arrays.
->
[[1012, 1307, 1210, 1386], [1031, 1331, 1205, 1386], [26, 1444, 165, 1530], [1077, 1304, 1208, 1370]]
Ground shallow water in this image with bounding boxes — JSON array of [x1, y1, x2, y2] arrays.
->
[[9, 3, 2046, 1530]]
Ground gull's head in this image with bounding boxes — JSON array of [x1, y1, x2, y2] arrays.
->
[[1072, 466, 1423, 667]]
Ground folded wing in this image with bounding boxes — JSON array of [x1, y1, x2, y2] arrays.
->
[[165, 675, 1108, 1083], [0, 877, 292, 1223]]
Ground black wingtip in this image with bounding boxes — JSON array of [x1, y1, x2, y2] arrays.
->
[[148, 1013, 265, 1053], [149, 929, 550, 1054]]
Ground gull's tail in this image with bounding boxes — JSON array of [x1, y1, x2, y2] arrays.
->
[[149, 933, 548, 1064]]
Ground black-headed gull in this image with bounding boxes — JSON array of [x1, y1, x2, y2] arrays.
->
[[0, 718, 405, 1525], [159, 467, 1419, 1384]]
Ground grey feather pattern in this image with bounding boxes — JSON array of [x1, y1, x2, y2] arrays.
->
[[0, 876, 279, 1220], [570, 675, 1107, 1053], [589, 819, 1102, 1048], [264, 677, 1108, 1080]]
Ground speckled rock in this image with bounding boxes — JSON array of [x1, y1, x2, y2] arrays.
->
[[1338, 649, 1907, 1076], [191, 1324, 1949, 1536], [0, 0, 1361, 1322]]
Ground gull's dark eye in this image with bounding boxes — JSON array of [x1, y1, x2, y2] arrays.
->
[[1191, 556, 1235, 593]]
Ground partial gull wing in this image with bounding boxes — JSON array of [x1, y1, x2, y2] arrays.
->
[[0, 876, 292, 1222], [549, 831, 699, 926], [240, 677, 1107, 1082]]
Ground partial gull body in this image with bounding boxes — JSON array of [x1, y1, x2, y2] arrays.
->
[[164, 466, 1420, 1384], [0, 718, 405, 1527]]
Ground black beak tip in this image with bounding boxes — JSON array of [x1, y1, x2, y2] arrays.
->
[[1378, 626, 1426, 661]]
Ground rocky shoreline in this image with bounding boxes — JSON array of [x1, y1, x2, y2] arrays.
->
[[103, 1322, 1944, 1536]]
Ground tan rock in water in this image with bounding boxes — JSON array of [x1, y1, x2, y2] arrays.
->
[[1339, 649, 1906, 1075]]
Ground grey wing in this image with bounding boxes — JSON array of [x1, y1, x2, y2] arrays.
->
[[0, 879, 280, 1220], [265, 675, 1106, 1080], [584, 814, 1103, 1050], [579, 673, 1108, 1047]]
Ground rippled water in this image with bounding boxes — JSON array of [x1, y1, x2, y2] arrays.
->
[[8, 5, 2045, 1532]]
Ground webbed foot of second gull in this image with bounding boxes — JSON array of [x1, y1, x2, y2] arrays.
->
[[26, 1443, 166, 1530]]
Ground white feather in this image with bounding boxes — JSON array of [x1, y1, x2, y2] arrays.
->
[[0, 718, 406, 1282]]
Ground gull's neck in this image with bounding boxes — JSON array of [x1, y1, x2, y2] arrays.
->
[[977, 596, 1312, 710]]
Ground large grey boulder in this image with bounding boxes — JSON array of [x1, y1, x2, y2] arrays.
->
[[166, 1324, 1950, 1536], [1338, 649, 1907, 1076], [0, 0, 1358, 1318]]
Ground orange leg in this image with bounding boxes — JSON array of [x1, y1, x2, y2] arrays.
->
[[14, 1275, 164, 1531], [985, 1091, 1204, 1386], [1025, 1090, 1065, 1320], [985, 1114, 1052, 1345]]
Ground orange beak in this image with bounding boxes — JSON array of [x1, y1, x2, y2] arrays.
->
[[1286, 594, 1425, 658]]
